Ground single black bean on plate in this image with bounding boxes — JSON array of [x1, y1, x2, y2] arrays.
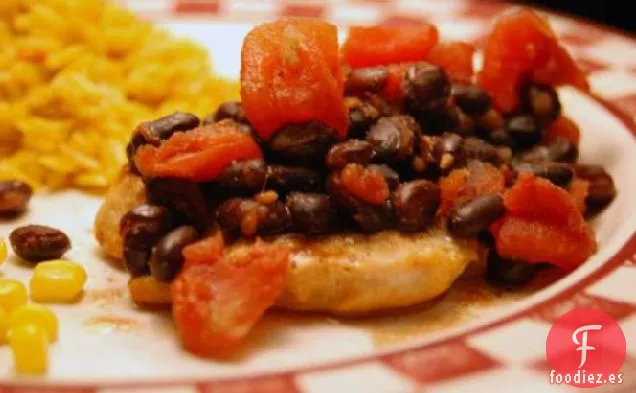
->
[[403, 63, 451, 115], [9, 225, 71, 263], [391, 180, 440, 232], [346, 97, 381, 139], [366, 115, 420, 163], [506, 115, 542, 149], [215, 159, 267, 196], [514, 162, 574, 187], [266, 165, 322, 193], [286, 192, 335, 234], [368, 164, 400, 190], [486, 251, 536, 288], [326, 140, 376, 169], [145, 177, 208, 231], [127, 112, 200, 168], [463, 137, 508, 166], [344, 67, 389, 95], [120, 204, 173, 276], [520, 83, 561, 121], [150, 226, 199, 282], [487, 128, 515, 147], [432, 133, 463, 170], [448, 194, 504, 237], [0, 180, 33, 214], [269, 121, 337, 166], [573, 164, 617, 216], [452, 85, 492, 116]]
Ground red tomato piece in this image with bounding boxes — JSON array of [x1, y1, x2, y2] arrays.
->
[[241, 19, 348, 140], [479, 8, 587, 113], [342, 24, 439, 69], [544, 116, 581, 145], [172, 240, 290, 357], [427, 41, 475, 83], [340, 163, 389, 204], [135, 122, 262, 182], [384, 63, 412, 104], [491, 173, 595, 271], [533, 45, 590, 91], [182, 231, 225, 267]]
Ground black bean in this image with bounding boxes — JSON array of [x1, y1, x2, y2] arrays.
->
[[345, 67, 388, 95], [269, 121, 337, 166], [432, 133, 463, 170], [0, 180, 32, 214], [287, 192, 335, 234], [9, 225, 71, 263], [548, 138, 578, 163], [217, 198, 254, 233], [211, 101, 247, 124], [353, 201, 395, 233], [403, 64, 451, 115], [216, 159, 267, 195], [486, 252, 536, 288], [150, 226, 199, 282], [391, 180, 440, 232], [463, 138, 502, 165], [416, 104, 460, 135], [452, 85, 492, 116], [366, 115, 420, 163], [455, 107, 475, 137], [488, 128, 515, 147], [506, 115, 542, 149], [521, 83, 561, 121], [573, 164, 617, 216], [518, 145, 550, 163], [515, 162, 574, 187], [448, 194, 504, 237], [266, 165, 322, 193], [326, 140, 376, 169], [145, 178, 209, 231], [347, 98, 381, 139], [120, 204, 173, 276], [368, 164, 400, 190]]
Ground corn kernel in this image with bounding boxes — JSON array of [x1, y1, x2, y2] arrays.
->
[[11, 303, 58, 342], [128, 276, 172, 306], [9, 324, 48, 374], [30, 259, 87, 303], [0, 237, 7, 264], [0, 279, 28, 312], [0, 307, 9, 343]]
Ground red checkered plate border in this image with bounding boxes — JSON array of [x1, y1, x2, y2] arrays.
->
[[3, 1, 636, 392]]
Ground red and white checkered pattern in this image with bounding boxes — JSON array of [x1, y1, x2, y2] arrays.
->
[[4, 1, 635, 392]]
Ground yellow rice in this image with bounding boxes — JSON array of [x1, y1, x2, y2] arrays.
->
[[0, 0, 239, 190]]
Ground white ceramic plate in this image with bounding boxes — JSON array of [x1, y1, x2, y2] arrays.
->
[[0, 1, 635, 392]]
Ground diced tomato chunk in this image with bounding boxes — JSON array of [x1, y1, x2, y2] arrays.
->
[[544, 116, 581, 145], [533, 45, 590, 91], [172, 240, 289, 357], [427, 42, 475, 83], [342, 24, 439, 69], [135, 122, 262, 182], [384, 63, 411, 104], [182, 231, 225, 267], [479, 8, 587, 112], [340, 163, 389, 204], [438, 162, 505, 216], [241, 19, 348, 140], [490, 173, 595, 271]]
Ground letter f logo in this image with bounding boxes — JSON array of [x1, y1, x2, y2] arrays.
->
[[572, 324, 603, 368]]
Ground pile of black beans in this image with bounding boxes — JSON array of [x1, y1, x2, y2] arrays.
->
[[120, 62, 617, 288]]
